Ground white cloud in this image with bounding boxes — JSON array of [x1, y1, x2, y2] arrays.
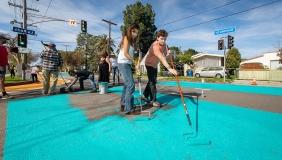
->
[[1, 0, 281, 58]]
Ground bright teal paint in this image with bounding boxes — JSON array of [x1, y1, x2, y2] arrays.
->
[[3, 87, 282, 160], [159, 81, 282, 96]]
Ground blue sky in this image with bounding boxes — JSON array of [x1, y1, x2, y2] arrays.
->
[[0, 0, 282, 58]]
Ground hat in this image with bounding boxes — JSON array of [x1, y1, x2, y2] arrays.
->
[[47, 42, 56, 47]]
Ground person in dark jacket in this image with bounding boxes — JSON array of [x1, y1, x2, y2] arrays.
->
[[66, 69, 97, 92], [98, 53, 111, 83]]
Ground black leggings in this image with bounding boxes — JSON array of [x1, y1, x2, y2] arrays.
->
[[143, 66, 158, 102]]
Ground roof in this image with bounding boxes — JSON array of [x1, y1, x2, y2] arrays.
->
[[0, 33, 11, 40], [241, 51, 280, 65], [192, 52, 224, 59]]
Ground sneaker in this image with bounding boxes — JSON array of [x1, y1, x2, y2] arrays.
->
[[152, 101, 161, 107], [2, 94, 13, 99]]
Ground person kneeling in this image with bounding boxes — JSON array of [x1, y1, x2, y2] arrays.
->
[[67, 69, 97, 92]]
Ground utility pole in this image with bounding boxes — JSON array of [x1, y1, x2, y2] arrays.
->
[[63, 44, 70, 53], [22, 0, 27, 80], [8, 0, 39, 80], [102, 19, 117, 55]]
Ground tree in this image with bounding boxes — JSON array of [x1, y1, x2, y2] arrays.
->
[[94, 34, 115, 54], [177, 54, 193, 65], [176, 48, 198, 65], [169, 46, 182, 56], [226, 48, 241, 69], [183, 48, 198, 56], [121, 1, 157, 55], [60, 50, 84, 70], [76, 33, 115, 71]]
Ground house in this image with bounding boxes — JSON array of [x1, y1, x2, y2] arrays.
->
[[240, 51, 282, 70], [192, 52, 224, 69], [238, 51, 282, 81]]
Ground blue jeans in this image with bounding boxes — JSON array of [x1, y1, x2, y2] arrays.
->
[[118, 63, 135, 112], [112, 66, 120, 84], [88, 74, 97, 90]]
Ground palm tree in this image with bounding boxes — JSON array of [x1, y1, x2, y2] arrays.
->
[[94, 34, 115, 55]]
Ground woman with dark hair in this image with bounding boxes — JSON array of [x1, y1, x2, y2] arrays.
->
[[98, 52, 111, 83], [117, 24, 140, 114]]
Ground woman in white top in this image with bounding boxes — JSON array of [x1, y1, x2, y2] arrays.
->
[[118, 24, 139, 114]]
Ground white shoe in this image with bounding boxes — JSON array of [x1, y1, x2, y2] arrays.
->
[[2, 94, 13, 99], [152, 101, 161, 107]]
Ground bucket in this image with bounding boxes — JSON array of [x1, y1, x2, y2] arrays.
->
[[99, 82, 108, 94]]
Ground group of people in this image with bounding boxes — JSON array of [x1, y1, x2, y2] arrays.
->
[[1, 24, 177, 109], [40, 42, 120, 95], [34, 24, 178, 113], [0, 34, 44, 99], [117, 24, 177, 114]]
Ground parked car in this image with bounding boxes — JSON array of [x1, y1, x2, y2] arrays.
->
[[194, 67, 227, 78]]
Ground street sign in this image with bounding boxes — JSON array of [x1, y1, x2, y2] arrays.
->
[[26, 30, 35, 35], [12, 27, 35, 35], [214, 27, 236, 35], [68, 19, 77, 26], [19, 47, 30, 53]]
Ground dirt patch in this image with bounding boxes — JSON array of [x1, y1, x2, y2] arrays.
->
[[0, 100, 7, 160], [69, 92, 172, 120], [157, 85, 282, 113]]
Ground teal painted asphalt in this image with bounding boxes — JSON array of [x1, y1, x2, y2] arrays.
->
[[3, 86, 282, 160], [159, 81, 282, 96]]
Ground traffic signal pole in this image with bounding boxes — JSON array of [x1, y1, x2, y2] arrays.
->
[[218, 37, 227, 83], [22, 0, 27, 80], [218, 35, 234, 83]]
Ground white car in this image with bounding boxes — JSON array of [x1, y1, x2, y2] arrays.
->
[[194, 67, 227, 78]]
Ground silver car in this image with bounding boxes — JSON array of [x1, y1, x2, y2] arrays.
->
[[194, 67, 226, 78]]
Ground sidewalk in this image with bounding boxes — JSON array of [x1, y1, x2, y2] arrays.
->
[[5, 72, 72, 93], [232, 79, 282, 87], [5, 79, 69, 92]]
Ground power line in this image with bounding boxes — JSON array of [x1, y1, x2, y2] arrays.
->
[[158, 0, 242, 27], [169, 0, 282, 33], [111, 0, 241, 40], [29, 39, 76, 44], [44, 0, 53, 16]]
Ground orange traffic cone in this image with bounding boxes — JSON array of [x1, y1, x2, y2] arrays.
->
[[250, 78, 257, 85]]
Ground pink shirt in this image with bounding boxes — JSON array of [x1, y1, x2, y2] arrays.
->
[[145, 41, 169, 68]]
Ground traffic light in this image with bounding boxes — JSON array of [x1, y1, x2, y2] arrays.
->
[[18, 34, 27, 48], [227, 35, 234, 49], [218, 39, 224, 50], [81, 20, 87, 33]]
